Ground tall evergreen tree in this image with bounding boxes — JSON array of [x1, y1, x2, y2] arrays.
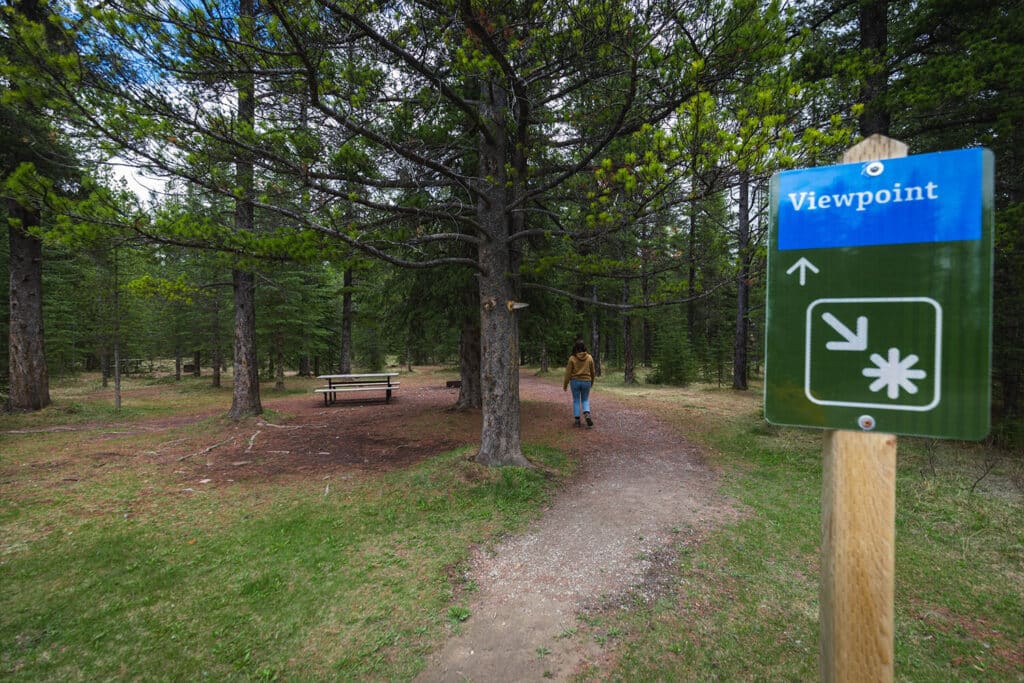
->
[[1, 0, 81, 410], [35, 0, 779, 465], [227, 0, 262, 418]]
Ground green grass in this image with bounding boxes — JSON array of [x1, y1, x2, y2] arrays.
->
[[2, 446, 572, 680], [570, 377, 1023, 682], [1, 374, 574, 681], [3, 369, 1020, 680], [0, 374, 231, 430]]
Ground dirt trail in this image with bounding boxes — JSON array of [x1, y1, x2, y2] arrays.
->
[[417, 373, 737, 682]]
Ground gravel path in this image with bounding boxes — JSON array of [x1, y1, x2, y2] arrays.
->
[[417, 373, 737, 682]]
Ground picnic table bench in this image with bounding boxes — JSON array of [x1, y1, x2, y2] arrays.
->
[[315, 373, 400, 404]]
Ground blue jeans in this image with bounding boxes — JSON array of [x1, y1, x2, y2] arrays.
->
[[570, 379, 592, 418]]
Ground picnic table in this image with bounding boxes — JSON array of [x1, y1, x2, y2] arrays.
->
[[314, 373, 400, 405]]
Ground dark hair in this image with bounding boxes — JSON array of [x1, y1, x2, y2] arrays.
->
[[572, 341, 586, 354]]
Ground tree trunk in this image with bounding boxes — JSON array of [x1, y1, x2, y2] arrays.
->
[[7, 203, 50, 411], [474, 78, 528, 468], [339, 267, 353, 373], [227, 0, 262, 419], [229, 269, 261, 417], [858, 0, 890, 137], [477, 240, 526, 466], [539, 341, 549, 374], [733, 173, 751, 390]]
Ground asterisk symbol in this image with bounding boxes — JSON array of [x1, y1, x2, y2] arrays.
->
[[862, 348, 927, 400]]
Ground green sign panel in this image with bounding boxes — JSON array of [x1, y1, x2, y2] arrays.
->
[[765, 148, 994, 438]]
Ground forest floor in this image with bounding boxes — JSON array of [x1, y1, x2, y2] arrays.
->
[[184, 374, 737, 679], [3, 370, 737, 680], [4, 369, 1020, 681], [159, 371, 739, 680]]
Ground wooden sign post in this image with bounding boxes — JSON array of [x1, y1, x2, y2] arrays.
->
[[819, 135, 906, 683], [767, 133, 993, 679], [820, 429, 896, 682]]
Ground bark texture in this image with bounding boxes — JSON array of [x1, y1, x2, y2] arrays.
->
[[476, 252, 526, 467], [7, 203, 50, 411], [227, 0, 262, 419], [474, 78, 528, 468], [229, 268, 262, 418]]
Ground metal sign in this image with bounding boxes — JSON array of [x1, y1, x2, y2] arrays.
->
[[765, 148, 994, 438]]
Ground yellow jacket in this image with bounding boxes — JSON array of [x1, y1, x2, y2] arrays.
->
[[563, 352, 596, 389]]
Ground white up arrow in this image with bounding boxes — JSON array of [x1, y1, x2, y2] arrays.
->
[[822, 312, 868, 351], [786, 257, 819, 286]]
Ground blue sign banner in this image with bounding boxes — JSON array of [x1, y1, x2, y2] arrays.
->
[[777, 148, 984, 251]]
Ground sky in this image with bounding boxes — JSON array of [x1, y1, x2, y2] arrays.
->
[[109, 157, 169, 204]]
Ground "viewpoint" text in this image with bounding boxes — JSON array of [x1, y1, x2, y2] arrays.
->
[[787, 181, 939, 213]]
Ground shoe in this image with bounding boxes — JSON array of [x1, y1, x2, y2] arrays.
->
[[573, 417, 581, 428], [585, 413, 593, 428]]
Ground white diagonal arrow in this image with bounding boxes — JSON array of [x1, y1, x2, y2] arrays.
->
[[822, 312, 868, 351], [786, 257, 819, 286]]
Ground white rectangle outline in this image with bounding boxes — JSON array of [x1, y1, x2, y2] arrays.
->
[[804, 297, 942, 412]]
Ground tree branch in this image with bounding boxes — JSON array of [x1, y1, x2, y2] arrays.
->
[[522, 278, 732, 311]]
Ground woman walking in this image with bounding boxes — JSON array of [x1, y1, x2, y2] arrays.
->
[[563, 340, 596, 428]]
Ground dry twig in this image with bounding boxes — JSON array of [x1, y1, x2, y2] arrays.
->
[[178, 437, 234, 461]]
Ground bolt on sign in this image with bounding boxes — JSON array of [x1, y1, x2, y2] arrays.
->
[[765, 148, 994, 439]]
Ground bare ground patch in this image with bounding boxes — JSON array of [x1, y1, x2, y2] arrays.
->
[[416, 374, 740, 682]]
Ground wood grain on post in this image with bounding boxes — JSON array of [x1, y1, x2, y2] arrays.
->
[[821, 430, 896, 682], [820, 134, 905, 683]]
